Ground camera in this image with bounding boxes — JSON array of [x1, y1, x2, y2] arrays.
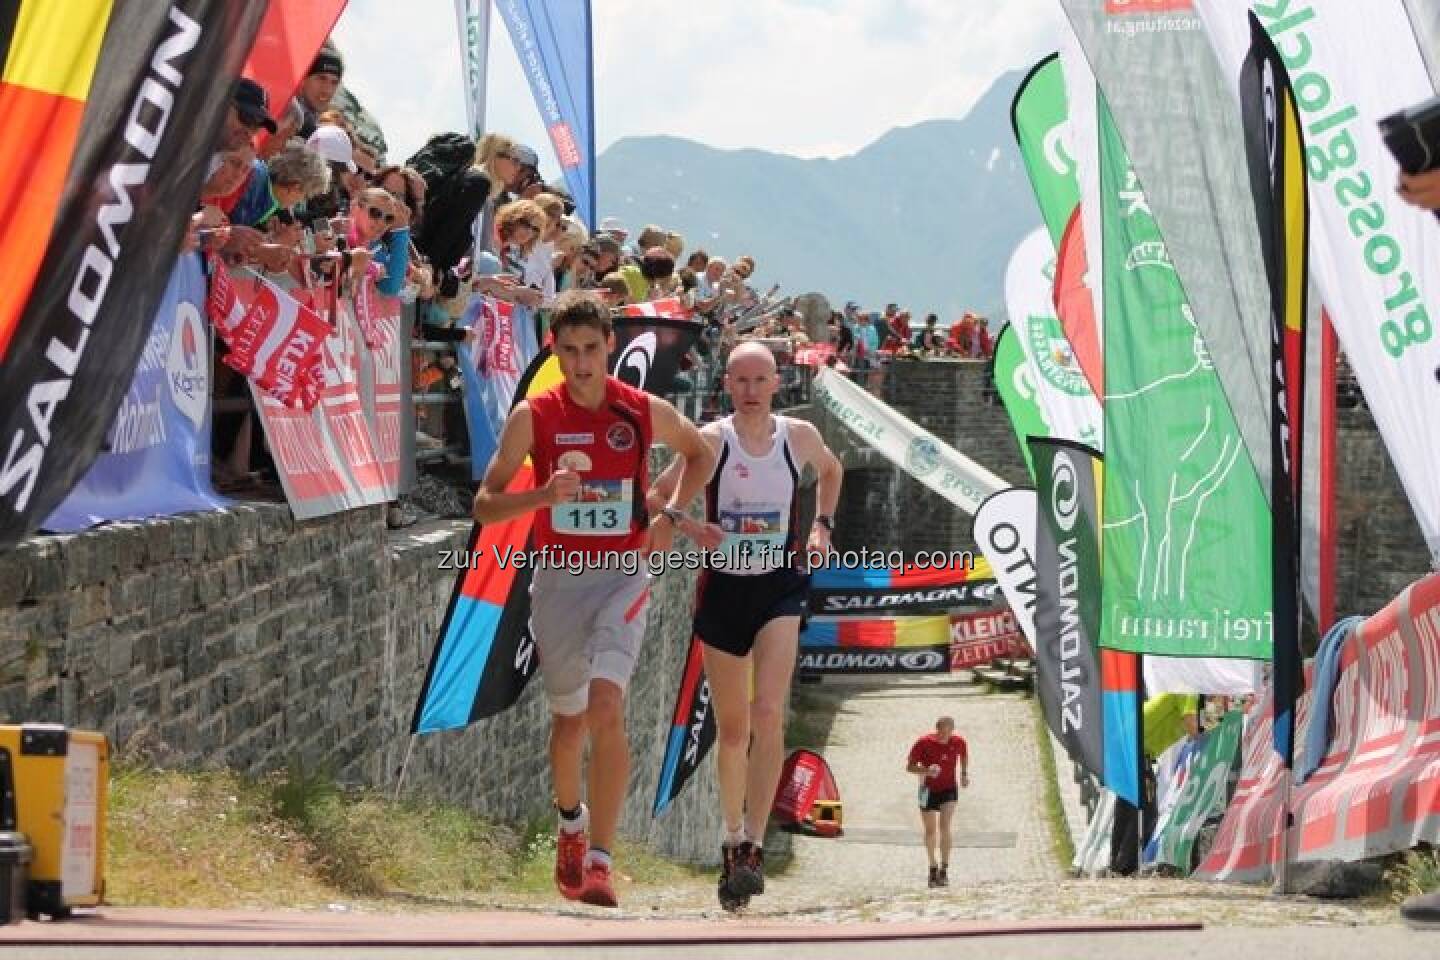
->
[[1380, 93, 1440, 175]]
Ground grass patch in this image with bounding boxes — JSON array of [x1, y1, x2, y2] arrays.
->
[[1385, 847, 1440, 901], [107, 762, 700, 909], [1031, 699, 1076, 873]]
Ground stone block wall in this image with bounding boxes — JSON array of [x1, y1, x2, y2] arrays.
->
[[0, 488, 719, 864]]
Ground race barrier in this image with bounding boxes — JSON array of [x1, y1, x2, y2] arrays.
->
[[1197, 572, 1440, 883]]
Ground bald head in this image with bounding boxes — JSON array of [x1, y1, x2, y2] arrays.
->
[[727, 341, 777, 375]]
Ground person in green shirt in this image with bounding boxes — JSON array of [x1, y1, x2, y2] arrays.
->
[[1143, 694, 1201, 760]]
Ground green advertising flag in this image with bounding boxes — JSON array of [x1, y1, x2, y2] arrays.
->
[[1151, 710, 1243, 873], [992, 324, 1045, 481], [1095, 95, 1272, 659], [1012, 54, 1079, 249]]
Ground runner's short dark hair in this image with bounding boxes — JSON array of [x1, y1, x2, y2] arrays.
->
[[550, 289, 612, 338]]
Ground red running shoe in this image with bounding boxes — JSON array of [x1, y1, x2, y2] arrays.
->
[[578, 859, 619, 908], [555, 828, 587, 900]]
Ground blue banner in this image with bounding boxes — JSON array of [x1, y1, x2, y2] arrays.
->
[[497, 0, 596, 226], [458, 297, 539, 481], [44, 255, 228, 532]]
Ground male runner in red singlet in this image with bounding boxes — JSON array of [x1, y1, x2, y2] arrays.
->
[[651, 342, 842, 910], [906, 715, 969, 887], [474, 290, 715, 908]]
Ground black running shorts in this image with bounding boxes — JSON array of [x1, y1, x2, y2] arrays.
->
[[695, 568, 810, 658], [918, 786, 959, 812]]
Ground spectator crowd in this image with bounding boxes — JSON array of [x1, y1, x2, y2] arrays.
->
[[192, 40, 997, 519]]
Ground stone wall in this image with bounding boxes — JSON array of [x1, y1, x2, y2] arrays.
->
[[0, 487, 719, 865]]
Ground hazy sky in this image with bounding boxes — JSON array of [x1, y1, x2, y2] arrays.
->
[[332, 0, 1067, 181]]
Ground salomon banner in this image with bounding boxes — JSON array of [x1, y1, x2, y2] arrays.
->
[[807, 559, 998, 616], [797, 645, 951, 676], [1149, 709, 1244, 874], [1003, 227, 1103, 450], [1197, 572, 1440, 883], [1237, 12, 1310, 767], [44, 255, 227, 531], [611, 315, 702, 398], [1029, 438, 1136, 803], [802, 615, 950, 649], [1200, 0, 1440, 566], [1031, 438, 1141, 805], [813, 368, 1006, 515], [974, 487, 1040, 644], [0, 0, 269, 549], [496, 0, 596, 226], [653, 635, 715, 816], [454, 0, 491, 140], [412, 349, 562, 734], [1093, 92, 1273, 659]]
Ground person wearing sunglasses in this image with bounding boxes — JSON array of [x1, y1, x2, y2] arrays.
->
[[345, 187, 411, 296]]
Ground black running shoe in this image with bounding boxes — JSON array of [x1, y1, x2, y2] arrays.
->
[[937, 865, 949, 887], [1401, 889, 1440, 930], [927, 866, 939, 888], [727, 842, 764, 897], [718, 845, 751, 912]]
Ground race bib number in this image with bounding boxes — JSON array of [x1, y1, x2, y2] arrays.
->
[[719, 508, 787, 568], [551, 479, 633, 535]]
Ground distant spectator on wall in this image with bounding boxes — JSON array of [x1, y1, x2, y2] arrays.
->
[[640, 247, 679, 300], [919, 314, 942, 352], [295, 45, 345, 140]]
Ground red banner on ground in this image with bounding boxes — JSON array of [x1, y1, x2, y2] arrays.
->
[[1197, 572, 1440, 882]]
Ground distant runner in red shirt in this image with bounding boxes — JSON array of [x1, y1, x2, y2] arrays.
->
[[906, 716, 969, 888]]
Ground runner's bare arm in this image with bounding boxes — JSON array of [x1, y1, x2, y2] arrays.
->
[[472, 403, 577, 524]]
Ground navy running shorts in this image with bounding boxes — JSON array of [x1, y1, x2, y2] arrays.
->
[[695, 567, 810, 658]]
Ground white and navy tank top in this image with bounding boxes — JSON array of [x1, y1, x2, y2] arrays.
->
[[706, 416, 802, 575]]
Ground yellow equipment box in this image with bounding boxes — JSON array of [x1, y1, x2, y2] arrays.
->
[[0, 724, 108, 918]]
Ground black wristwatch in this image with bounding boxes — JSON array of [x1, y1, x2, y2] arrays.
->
[[815, 515, 834, 531]]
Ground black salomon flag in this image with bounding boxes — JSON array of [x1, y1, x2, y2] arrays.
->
[[611, 316, 701, 397], [1240, 12, 1309, 768], [0, 1, 269, 548]]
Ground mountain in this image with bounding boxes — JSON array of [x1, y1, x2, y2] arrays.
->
[[596, 69, 1041, 321]]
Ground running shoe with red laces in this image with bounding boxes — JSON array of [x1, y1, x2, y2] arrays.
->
[[554, 828, 587, 900], [578, 858, 619, 908]]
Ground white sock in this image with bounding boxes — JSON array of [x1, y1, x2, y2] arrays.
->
[[724, 824, 746, 847], [558, 803, 588, 835], [585, 848, 612, 869]]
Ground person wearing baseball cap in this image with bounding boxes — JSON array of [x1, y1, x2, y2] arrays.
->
[[218, 77, 277, 150]]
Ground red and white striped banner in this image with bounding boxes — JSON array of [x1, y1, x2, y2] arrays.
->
[[1197, 572, 1440, 882], [217, 270, 330, 410], [622, 297, 692, 320]]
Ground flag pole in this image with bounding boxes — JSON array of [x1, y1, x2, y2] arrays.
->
[[393, 735, 418, 804]]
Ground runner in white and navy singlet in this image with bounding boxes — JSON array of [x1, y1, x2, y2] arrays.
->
[[650, 342, 842, 911]]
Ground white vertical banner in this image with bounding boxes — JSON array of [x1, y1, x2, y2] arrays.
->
[[1005, 227, 1105, 450], [1199, 0, 1440, 567], [974, 487, 1040, 646], [455, 0, 491, 140]]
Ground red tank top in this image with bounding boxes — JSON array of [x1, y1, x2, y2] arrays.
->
[[530, 376, 653, 556]]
